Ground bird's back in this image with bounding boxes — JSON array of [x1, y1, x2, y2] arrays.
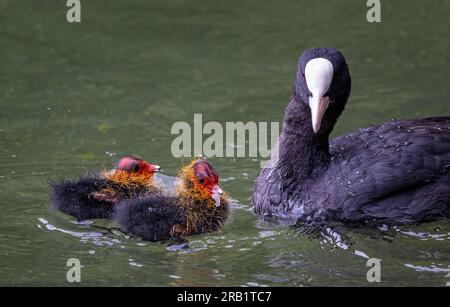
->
[[311, 117, 450, 223], [113, 195, 185, 241]]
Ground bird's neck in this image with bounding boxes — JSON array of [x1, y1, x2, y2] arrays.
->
[[277, 98, 331, 183]]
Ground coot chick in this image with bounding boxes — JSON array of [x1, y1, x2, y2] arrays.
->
[[253, 48, 450, 226], [51, 156, 161, 220], [113, 160, 230, 241]]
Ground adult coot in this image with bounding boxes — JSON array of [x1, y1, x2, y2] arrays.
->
[[253, 48, 450, 226]]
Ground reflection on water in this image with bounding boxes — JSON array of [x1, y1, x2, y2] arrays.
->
[[1, 0, 449, 286], [400, 230, 450, 241], [405, 264, 450, 287], [35, 209, 450, 287]]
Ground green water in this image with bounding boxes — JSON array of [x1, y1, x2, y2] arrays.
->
[[1, 0, 449, 286]]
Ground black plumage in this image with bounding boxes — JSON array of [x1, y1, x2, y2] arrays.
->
[[113, 196, 229, 241], [50, 175, 116, 221], [50, 156, 160, 221], [253, 48, 450, 226], [50, 174, 154, 221], [113, 196, 185, 241]]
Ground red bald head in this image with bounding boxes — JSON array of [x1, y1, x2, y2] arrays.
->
[[192, 161, 220, 192], [115, 156, 160, 175]]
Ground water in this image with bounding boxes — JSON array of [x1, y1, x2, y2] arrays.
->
[[1, 0, 449, 286]]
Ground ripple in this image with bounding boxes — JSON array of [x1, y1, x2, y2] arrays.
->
[[129, 260, 144, 268], [166, 242, 191, 252], [404, 263, 450, 274], [221, 176, 235, 182], [37, 218, 121, 247], [321, 228, 350, 250], [405, 263, 450, 286], [244, 281, 268, 287], [354, 250, 370, 259], [258, 230, 278, 238], [399, 229, 450, 241]]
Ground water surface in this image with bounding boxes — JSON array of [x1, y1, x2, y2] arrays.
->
[[0, 0, 449, 286]]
